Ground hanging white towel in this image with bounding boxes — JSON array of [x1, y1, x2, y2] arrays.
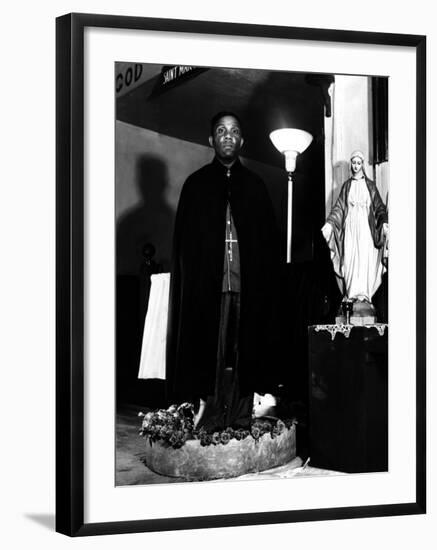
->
[[137, 272, 170, 380]]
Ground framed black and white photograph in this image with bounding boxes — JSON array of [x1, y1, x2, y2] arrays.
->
[[56, 13, 426, 536]]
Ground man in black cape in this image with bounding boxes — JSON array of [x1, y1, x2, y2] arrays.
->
[[166, 111, 282, 431]]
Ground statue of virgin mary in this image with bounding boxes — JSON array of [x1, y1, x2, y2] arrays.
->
[[322, 151, 389, 322]]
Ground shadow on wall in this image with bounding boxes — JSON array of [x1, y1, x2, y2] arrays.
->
[[326, 160, 350, 211], [116, 154, 174, 406], [117, 154, 175, 276]]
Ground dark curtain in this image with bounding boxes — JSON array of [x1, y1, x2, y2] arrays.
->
[[372, 77, 389, 164]]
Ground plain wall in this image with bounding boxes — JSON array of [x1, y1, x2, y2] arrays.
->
[[325, 75, 389, 216]]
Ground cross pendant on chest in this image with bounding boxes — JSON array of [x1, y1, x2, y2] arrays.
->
[[226, 226, 237, 262], [225, 169, 236, 261]]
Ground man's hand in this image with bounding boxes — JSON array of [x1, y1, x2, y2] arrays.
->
[[193, 398, 206, 428]]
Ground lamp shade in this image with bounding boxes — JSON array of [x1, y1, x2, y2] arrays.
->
[[270, 128, 313, 172]]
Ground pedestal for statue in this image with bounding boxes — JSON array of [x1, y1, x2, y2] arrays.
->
[[143, 423, 296, 481], [309, 324, 388, 473], [335, 300, 377, 325]]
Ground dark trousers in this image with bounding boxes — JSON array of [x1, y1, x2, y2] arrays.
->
[[197, 292, 252, 432]]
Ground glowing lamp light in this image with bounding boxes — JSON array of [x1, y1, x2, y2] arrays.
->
[[269, 128, 313, 263]]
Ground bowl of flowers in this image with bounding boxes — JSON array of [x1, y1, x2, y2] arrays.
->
[[139, 403, 297, 480]]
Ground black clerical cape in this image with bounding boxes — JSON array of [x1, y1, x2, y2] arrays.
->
[[166, 157, 281, 403]]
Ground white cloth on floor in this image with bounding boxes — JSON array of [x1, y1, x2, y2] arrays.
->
[[138, 273, 170, 380]]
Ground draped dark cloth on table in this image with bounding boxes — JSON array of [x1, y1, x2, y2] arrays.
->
[[166, 157, 282, 415]]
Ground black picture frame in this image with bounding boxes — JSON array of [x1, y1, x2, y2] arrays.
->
[[56, 12, 426, 537]]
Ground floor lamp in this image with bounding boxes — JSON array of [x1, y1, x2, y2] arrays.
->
[[269, 128, 313, 263]]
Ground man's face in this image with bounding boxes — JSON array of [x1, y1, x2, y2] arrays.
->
[[209, 115, 244, 162]]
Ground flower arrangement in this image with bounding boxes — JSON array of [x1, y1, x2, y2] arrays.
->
[[138, 402, 194, 449], [139, 403, 295, 450]]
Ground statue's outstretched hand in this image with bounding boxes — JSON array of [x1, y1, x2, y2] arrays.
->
[[383, 223, 389, 248], [321, 222, 333, 241]]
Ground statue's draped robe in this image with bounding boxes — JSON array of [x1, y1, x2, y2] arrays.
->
[[325, 176, 388, 301], [166, 157, 281, 410]]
